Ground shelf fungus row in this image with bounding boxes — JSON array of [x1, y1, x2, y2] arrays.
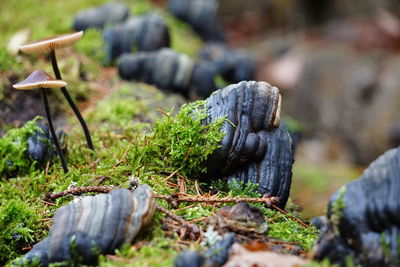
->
[[168, 0, 225, 42], [21, 185, 155, 266], [103, 13, 170, 62], [201, 81, 293, 208], [313, 147, 400, 266], [198, 43, 255, 84], [118, 48, 217, 98], [72, 4, 170, 63], [73, 2, 130, 31]]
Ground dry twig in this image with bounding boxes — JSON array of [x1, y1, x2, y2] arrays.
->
[[43, 186, 114, 202], [155, 193, 279, 207]]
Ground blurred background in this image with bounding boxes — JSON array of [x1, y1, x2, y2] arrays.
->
[[215, 0, 400, 217], [2, 0, 400, 218]]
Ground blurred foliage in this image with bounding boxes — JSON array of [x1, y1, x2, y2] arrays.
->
[[75, 29, 107, 65], [291, 159, 360, 218]]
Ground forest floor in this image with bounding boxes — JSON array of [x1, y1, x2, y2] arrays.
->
[[0, 0, 362, 266]]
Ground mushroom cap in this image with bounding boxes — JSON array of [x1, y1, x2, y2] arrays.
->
[[13, 70, 67, 90], [19, 31, 83, 54]]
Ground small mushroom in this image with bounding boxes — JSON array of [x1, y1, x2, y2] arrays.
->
[[19, 31, 94, 150], [13, 70, 69, 173]]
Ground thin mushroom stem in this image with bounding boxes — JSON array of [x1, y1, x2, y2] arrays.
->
[[41, 87, 69, 173], [49, 50, 94, 151]]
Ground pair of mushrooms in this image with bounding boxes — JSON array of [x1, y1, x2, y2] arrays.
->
[[13, 31, 93, 173]]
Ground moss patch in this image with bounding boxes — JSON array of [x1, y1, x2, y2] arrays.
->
[[0, 117, 40, 177]]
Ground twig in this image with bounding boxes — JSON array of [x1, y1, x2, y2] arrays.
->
[[43, 186, 114, 202], [162, 170, 179, 182], [40, 199, 56, 206], [178, 177, 186, 194], [184, 147, 193, 161], [155, 193, 307, 228], [156, 204, 201, 240], [155, 193, 279, 207], [156, 204, 188, 225], [271, 204, 308, 228], [113, 140, 135, 168], [157, 108, 171, 118]]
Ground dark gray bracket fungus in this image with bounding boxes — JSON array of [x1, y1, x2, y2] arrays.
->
[[103, 13, 170, 63], [73, 2, 130, 31], [201, 81, 293, 208], [198, 43, 256, 84], [313, 147, 400, 266], [28, 124, 66, 163], [118, 48, 217, 98], [203, 81, 282, 173], [168, 0, 225, 42], [21, 185, 155, 266], [226, 126, 293, 208]]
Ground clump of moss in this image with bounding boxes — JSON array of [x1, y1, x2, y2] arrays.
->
[[0, 199, 41, 264], [0, 117, 41, 178], [266, 210, 319, 251], [128, 100, 225, 178]]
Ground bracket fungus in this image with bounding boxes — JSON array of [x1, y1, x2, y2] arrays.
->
[[103, 13, 170, 62], [201, 81, 293, 208], [21, 186, 155, 266], [72, 2, 130, 31], [28, 124, 66, 163], [168, 0, 225, 42], [198, 43, 256, 84], [19, 31, 94, 151], [313, 146, 400, 266], [13, 70, 69, 173], [118, 48, 217, 98]]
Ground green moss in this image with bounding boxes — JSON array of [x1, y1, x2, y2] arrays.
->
[[87, 85, 150, 131], [266, 210, 319, 251], [127, 100, 225, 178], [380, 232, 400, 265], [0, 199, 41, 263], [0, 49, 19, 72], [0, 117, 40, 178], [99, 237, 180, 267], [331, 186, 346, 234], [212, 178, 319, 251], [304, 259, 340, 267]]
